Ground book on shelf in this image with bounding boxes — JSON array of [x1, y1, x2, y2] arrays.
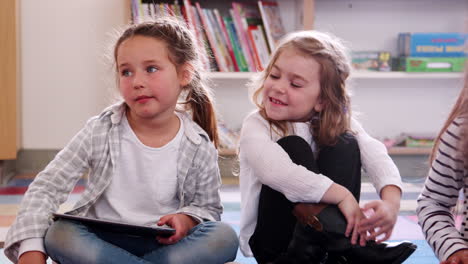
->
[[247, 25, 270, 70], [206, 8, 238, 72], [224, 16, 249, 72], [405, 136, 434, 148], [196, 3, 229, 72], [213, 9, 240, 72], [134, 1, 180, 23], [182, 0, 196, 32], [258, 0, 286, 53], [352, 51, 392, 72], [383, 133, 435, 149], [401, 57, 466, 72], [398, 32, 468, 58], [130, 0, 140, 23], [231, 2, 259, 72], [183, 1, 212, 71]]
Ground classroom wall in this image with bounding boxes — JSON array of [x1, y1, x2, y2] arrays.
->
[[21, 0, 129, 149]]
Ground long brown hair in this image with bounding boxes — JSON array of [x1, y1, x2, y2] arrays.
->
[[430, 68, 468, 164], [113, 17, 219, 147], [250, 31, 352, 146]]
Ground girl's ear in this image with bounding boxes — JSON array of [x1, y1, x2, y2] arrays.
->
[[179, 63, 193, 87], [314, 98, 324, 112]]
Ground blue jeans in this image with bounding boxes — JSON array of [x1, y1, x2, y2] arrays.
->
[[44, 219, 239, 264]]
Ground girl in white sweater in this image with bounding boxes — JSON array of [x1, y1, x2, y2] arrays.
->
[[417, 69, 468, 263], [239, 30, 416, 263]]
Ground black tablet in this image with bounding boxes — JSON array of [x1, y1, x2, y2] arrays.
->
[[53, 213, 175, 237]]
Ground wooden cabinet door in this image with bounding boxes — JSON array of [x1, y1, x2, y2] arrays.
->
[[0, 0, 19, 159]]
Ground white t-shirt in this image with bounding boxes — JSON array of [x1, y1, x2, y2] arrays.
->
[[88, 113, 183, 225]]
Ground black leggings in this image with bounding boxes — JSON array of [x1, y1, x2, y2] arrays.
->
[[249, 134, 361, 263]]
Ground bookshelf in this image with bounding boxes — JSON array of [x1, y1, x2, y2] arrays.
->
[[0, 0, 20, 182]]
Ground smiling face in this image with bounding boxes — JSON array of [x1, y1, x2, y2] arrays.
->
[[117, 35, 189, 123], [263, 47, 323, 122]]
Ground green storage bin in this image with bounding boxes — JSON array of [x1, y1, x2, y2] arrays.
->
[[405, 57, 466, 72]]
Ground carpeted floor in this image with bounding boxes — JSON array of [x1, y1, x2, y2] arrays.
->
[[0, 175, 443, 263]]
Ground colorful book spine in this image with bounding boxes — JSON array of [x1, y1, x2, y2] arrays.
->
[[172, 2, 182, 17], [224, 16, 249, 72], [131, 0, 140, 23], [214, 9, 240, 72], [252, 25, 270, 69], [258, 0, 285, 53], [247, 26, 262, 71], [231, 3, 256, 71], [190, 6, 212, 71], [149, 3, 156, 18], [138, 0, 144, 22], [183, 0, 196, 34], [205, 9, 234, 71], [195, 3, 228, 71]]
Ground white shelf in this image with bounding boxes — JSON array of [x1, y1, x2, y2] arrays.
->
[[207, 72, 255, 79], [207, 71, 463, 80]]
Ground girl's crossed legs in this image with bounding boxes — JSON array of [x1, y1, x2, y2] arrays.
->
[[249, 134, 361, 264], [44, 219, 239, 264]]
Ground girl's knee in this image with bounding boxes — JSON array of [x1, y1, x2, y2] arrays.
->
[[199, 221, 239, 249], [336, 133, 359, 152], [44, 220, 75, 261], [277, 135, 317, 171], [277, 135, 310, 152], [205, 222, 238, 241], [321, 132, 360, 157], [44, 219, 96, 262], [210, 222, 239, 260], [44, 220, 75, 251]]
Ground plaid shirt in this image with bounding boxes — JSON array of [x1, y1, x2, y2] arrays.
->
[[4, 102, 223, 262]]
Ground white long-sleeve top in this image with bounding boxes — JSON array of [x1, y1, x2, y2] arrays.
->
[[239, 111, 403, 257], [417, 118, 468, 261]]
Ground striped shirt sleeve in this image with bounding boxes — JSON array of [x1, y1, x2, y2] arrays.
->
[[417, 118, 468, 261]]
